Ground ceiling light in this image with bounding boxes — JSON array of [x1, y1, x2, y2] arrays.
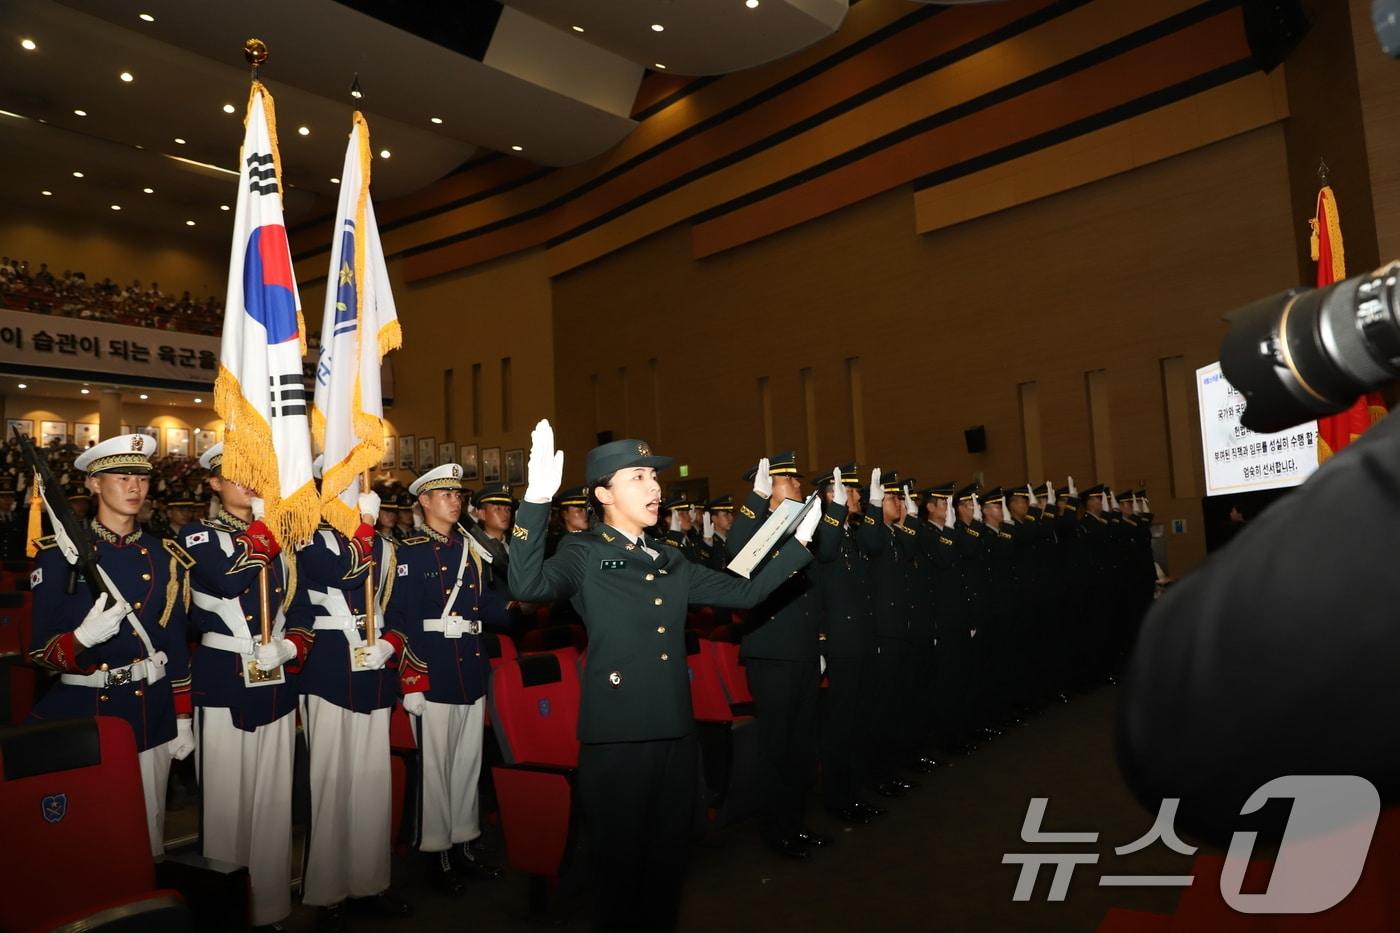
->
[[139, 13, 154, 22], [110, 204, 121, 211], [80, 388, 90, 395], [655, 63, 667, 70], [72, 171, 84, 178], [571, 25, 584, 32], [430, 116, 443, 124], [41, 190, 52, 196], [747, 0, 759, 7], [511, 145, 523, 152], [298, 125, 309, 136], [20, 39, 36, 51], [139, 393, 148, 400], [222, 103, 235, 114], [651, 23, 664, 32], [330, 177, 340, 184], [379, 149, 390, 159], [173, 137, 186, 145], [73, 109, 87, 117], [193, 397, 203, 404], [220, 204, 229, 211], [143, 187, 154, 194], [185, 220, 196, 226], [119, 71, 134, 82], [17, 384, 27, 390]]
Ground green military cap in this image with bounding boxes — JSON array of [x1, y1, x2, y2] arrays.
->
[[743, 449, 801, 481], [394, 491, 416, 511], [1114, 488, 1134, 501], [954, 482, 980, 503], [66, 484, 92, 502], [880, 471, 906, 495], [1056, 485, 1078, 502], [980, 486, 1006, 505], [813, 462, 859, 489], [704, 495, 734, 512], [1080, 484, 1106, 499], [1134, 488, 1148, 499], [585, 438, 672, 481], [660, 494, 692, 513], [1009, 485, 1033, 500], [472, 482, 516, 508], [919, 482, 956, 500], [554, 485, 589, 508], [167, 487, 200, 508]]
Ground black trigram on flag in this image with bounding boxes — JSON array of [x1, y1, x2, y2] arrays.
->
[[269, 373, 306, 418], [247, 152, 277, 196]]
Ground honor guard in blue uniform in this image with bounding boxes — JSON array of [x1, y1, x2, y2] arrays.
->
[[385, 463, 510, 893], [27, 433, 195, 855], [286, 478, 411, 929], [178, 443, 297, 929], [511, 422, 820, 932]]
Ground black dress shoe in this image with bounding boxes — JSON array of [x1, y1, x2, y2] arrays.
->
[[315, 904, 346, 933], [426, 851, 466, 895], [905, 756, 938, 773], [875, 781, 906, 798], [832, 805, 874, 825], [770, 836, 809, 859], [466, 835, 497, 856], [253, 923, 288, 933], [452, 849, 504, 881], [894, 777, 917, 791], [795, 829, 831, 848], [350, 892, 413, 918], [852, 800, 886, 818]]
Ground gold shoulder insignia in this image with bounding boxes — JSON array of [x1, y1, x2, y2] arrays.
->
[[822, 514, 841, 527], [863, 515, 876, 525], [740, 505, 757, 520], [34, 535, 58, 551], [402, 535, 430, 545], [511, 525, 529, 541], [965, 528, 981, 538], [163, 538, 196, 570], [938, 536, 954, 546], [600, 531, 616, 543]]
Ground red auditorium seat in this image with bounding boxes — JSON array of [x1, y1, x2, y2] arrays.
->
[[519, 624, 587, 654], [388, 701, 417, 851], [0, 717, 193, 932], [0, 591, 31, 656], [708, 637, 753, 708], [688, 633, 761, 823], [481, 631, 518, 672], [487, 652, 580, 912]]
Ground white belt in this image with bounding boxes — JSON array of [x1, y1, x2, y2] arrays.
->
[[61, 655, 164, 688], [313, 614, 368, 633], [201, 631, 256, 656], [423, 617, 482, 638]]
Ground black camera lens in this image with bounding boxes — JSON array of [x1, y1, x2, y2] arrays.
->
[[1220, 263, 1400, 434]]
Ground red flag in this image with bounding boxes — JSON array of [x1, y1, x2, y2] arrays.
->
[[1312, 185, 1386, 463]]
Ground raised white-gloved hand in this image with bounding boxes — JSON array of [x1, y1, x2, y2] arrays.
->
[[1067, 475, 1077, 498], [1142, 496, 1151, 513], [702, 512, 714, 545], [403, 691, 427, 717], [1107, 488, 1118, 511], [1045, 482, 1056, 507], [832, 466, 843, 500], [972, 493, 982, 524], [752, 458, 772, 499], [869, 467, 883, 507], [1027, 484, 1037, 508], [903, 488, 918, 520], [943, 499, 954, 529], [74, 593, 126, 648], [250, 496, 267, 521], [169, 718, 195, 761], [360, 640, 396, 671], [793, 501, 822, 545], [467, 503, 480, 523], [255, 637, 297, 672], [524, 418, 564, 504], [358, 490, 381, 523], [669, 510, 683, 534]]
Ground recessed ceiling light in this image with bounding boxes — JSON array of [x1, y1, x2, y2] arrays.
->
[[430, 116, 443, 124], [138, 13, 154, 22], [571, 25, 584, 32], [138, 393, 148, 400], [330, 177, 340, 184], [651, 23, 664, 32], [17, 384, 27, 390], [222, 103, 235, 114], [220, 204, 230, 211], [143, 187, 154, 194], [20, 39, 36, 51], [193, 397, 203, 404], [41, 190, 52, 196], [72, 171, 84, 178], [110, 204, 121, 211], [173, 137, 186, 145], [298, 125, 309, 136], [746, 0, 759, 8], [655, 63, 667, 70], [185, 220, 196, 226], [119, 71, 134, 82], [80, 388, 90, 395], [511, 145, 523, 152], [73, 109, 87, 117], [379, 149, 390, 159]]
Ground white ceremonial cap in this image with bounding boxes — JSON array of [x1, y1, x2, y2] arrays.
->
[[198, 442, 224, 472], [74, 433, 156, 474], [409, 463, 465, 496]]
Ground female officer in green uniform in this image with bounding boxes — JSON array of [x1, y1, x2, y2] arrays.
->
[[511, 419, 820, 932]]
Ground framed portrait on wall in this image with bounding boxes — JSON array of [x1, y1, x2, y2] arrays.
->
[[381, 436, 396, 469], [6, 419, 33, 439], [74, 423, 99, 449], [166, 427, 191, 459], [482, 447, 501, 484], [418, 437, 436, 471], [504, 448, 525, 486], [40, 421, 69, 447], [194, 429, 217, 457], [399, 435, 416, 470], [438, 441, 456, 467], [461, 444, 479, 481], [134, 425, 158, 451]]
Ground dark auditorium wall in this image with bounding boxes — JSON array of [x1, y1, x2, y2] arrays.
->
[[0, 202, 226, 297], [550, 124, 1299, 574], [1351, 0, 1400, 264]]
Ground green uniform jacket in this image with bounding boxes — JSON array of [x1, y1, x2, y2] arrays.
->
[[815, 500, 885, 659], [510, 500, 813, 743]]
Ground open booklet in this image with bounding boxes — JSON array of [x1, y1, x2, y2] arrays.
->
[[725, 492, 822, 579]]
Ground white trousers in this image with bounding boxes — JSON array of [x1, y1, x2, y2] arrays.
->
[[414, 699, 485, 852], [300, 697, 392, 907], [196, 707, 295, 926], [138, 741, 173, 856]]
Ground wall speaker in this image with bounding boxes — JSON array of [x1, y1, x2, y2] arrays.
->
[[964, 425, 986, 454], [1242, 0, 1310, 72]]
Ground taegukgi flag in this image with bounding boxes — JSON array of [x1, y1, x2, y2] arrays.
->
[[311, 111, 402, 536], [213, 81, 319, 547]]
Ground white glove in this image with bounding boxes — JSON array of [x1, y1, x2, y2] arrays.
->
[[943, 499, 954, 530], [467, 503, 480, 523], [1026, 484, 1037, 507], [360, 640, 396, 671], [1142, 496, 1151, 513], [832, 466, 843, 499], [1067, 475, 1077, 498], [1045, 482, 1056, 506], [869, 467, 883, 507], [169, 718, 195, 761], [793, 501, 822, 545], [752, 458, 772, 499], [250, 496, 267, 520], [702, 512, 714, 545], [358, 491, 381, 523], [524, 418, 564, 504], [669, 510, 683, 533], [74, 593, 126, 648], [903, 489, 918, 519], [403, 691, 427, 717], [972, 493, 982, 524], [254, 637, 296, 672], [1108, 489, 1118, 510]]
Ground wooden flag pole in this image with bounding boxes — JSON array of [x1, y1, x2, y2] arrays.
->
[[258, 566, 272, 646], [362, 470, 377, 647]]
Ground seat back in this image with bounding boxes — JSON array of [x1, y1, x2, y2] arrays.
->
[[480, 631, 518, 671], [688, 632, 735, 722], [488, 653, 579, 768], [709, 638, 753, 706], [0, 717, 156, 931], [519, 624, 588, 654], [0, 590, 30, 656]]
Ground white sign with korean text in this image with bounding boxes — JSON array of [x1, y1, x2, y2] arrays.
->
[[0, 308, 219, 388], [1196, 361, 1319, 497]]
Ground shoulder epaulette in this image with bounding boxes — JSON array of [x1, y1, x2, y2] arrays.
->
[[965, 527, 981, 538], [163, 538, 196, 569], [401, 535, 430, 546], [34, 534, 58, 551], [938, 536, 955, 546]]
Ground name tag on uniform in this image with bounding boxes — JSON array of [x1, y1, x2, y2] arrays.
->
[[600, 559, 626, 570]]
